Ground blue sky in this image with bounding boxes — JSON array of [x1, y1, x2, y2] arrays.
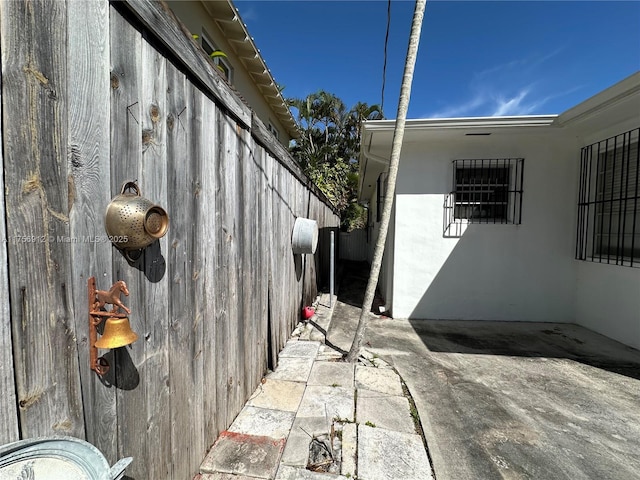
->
[[234, 1, 640, 119]]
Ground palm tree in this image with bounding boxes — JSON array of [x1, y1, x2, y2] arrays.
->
[[288, 92, 387, 226], [346, 0, 427, 362]]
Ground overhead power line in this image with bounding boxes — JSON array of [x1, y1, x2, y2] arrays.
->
[[381, 0, 391, 115]]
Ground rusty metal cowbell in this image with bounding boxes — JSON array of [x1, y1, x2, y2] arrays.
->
[[105, 181, 169, 253]]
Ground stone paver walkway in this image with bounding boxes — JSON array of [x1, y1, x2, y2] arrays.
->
[[197, 296, 433, 479]]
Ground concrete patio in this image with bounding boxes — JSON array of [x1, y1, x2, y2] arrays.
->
[[328, 262, 640, 480], [197, 260, 640, 479]]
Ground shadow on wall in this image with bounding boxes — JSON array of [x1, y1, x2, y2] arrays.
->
[[407, 221, 575, 324], [314, 226, 340, 292], [120, 240, 167, 283], [99, 347, 140, 391], [405, 319, 640, 381]]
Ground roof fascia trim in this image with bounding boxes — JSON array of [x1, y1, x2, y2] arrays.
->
[[362, 115, 559, 133], [555, 71, 640, 127]]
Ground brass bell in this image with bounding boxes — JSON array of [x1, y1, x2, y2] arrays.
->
[[94, 317, 139, 349]]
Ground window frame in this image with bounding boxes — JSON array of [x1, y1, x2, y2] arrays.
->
[[200, 30, 234, 83], [444, 158, 524, 237], [576, 128, 640, 267], [453, 164, 511, 222], [267, 122, 280, 140]]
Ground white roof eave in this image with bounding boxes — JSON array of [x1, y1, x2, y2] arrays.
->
[[362, 115, 559, 133], [204, 0, 299, 139]]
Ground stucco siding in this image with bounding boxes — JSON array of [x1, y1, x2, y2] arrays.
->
[[570, 113, 640, 350], [392, 133, 577, 322], [575, 262, 640, 350]]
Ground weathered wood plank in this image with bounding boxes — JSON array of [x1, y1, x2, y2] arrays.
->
[[139, 36, 171, 480], [226, 116, 243, 423], [259, 145, 270, 380], [250, 144, 268, 386], [166, 61, 204, 479], [252, 140, 267, 389], [283, 162, 295, 347], [66, 0, 116, 461], [115, 0, 251, 128], [1, 0, 85, 439], [239, 125, 255, 398], [263, 149, 277, 370], [109, 8, 147, 479], [274, 160, 289, 354], [268, 155, 280, 359], [0, 10, 18, 441], [198, 88, 218, 451], [214, 106, 230, 435]]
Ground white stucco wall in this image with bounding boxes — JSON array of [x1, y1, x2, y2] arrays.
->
[[570, 113, 640, 350], [575, 262, 640, 350], [391, 131, 578, 322]]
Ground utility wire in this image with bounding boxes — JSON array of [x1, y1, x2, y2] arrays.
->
[[381, 0, 391, 115]]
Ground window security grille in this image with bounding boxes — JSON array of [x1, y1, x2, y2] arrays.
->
[[444, 158, 524, 237], [576, 128, 640, 267]]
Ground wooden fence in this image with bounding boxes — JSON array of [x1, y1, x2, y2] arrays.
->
[[0, 1, 339, 478]]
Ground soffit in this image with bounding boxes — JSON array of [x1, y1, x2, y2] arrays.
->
[[357, 116, 559, 202], [200, 0, 299, 138]]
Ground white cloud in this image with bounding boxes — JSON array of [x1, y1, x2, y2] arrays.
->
[[492, 89, 534, 116], [422, 49, 577, 119], [429, 94, 486, 118]]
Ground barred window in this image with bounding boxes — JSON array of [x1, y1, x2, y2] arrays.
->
[[576, 128, 640, 267], [444, 158, 524, 237]]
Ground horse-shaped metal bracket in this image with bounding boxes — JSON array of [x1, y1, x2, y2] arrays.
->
[[88, 277, 132, 375], [94, 280, 131, 314]]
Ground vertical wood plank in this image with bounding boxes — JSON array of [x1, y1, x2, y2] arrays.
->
[[269, 157, 282, 357], [109, 8, 146, 478], [140, 35, 171, 480], [214, 107, 230, 435], [264, 150, 277, 370], [166, 62, 204, 478], [280, 162, 293, 349], [0, 2, 18, 442], [281, 162, 291, 350], [199, 89, 218, 450], [240, 126, 256, 397], [225, 116, 242, 423], [67, 0, 115, 461], [1, 0, 85, 439], [254, 143, 267, 387]]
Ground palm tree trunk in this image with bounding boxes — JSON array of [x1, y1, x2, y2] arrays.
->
[[346, 0, 427, 362]]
